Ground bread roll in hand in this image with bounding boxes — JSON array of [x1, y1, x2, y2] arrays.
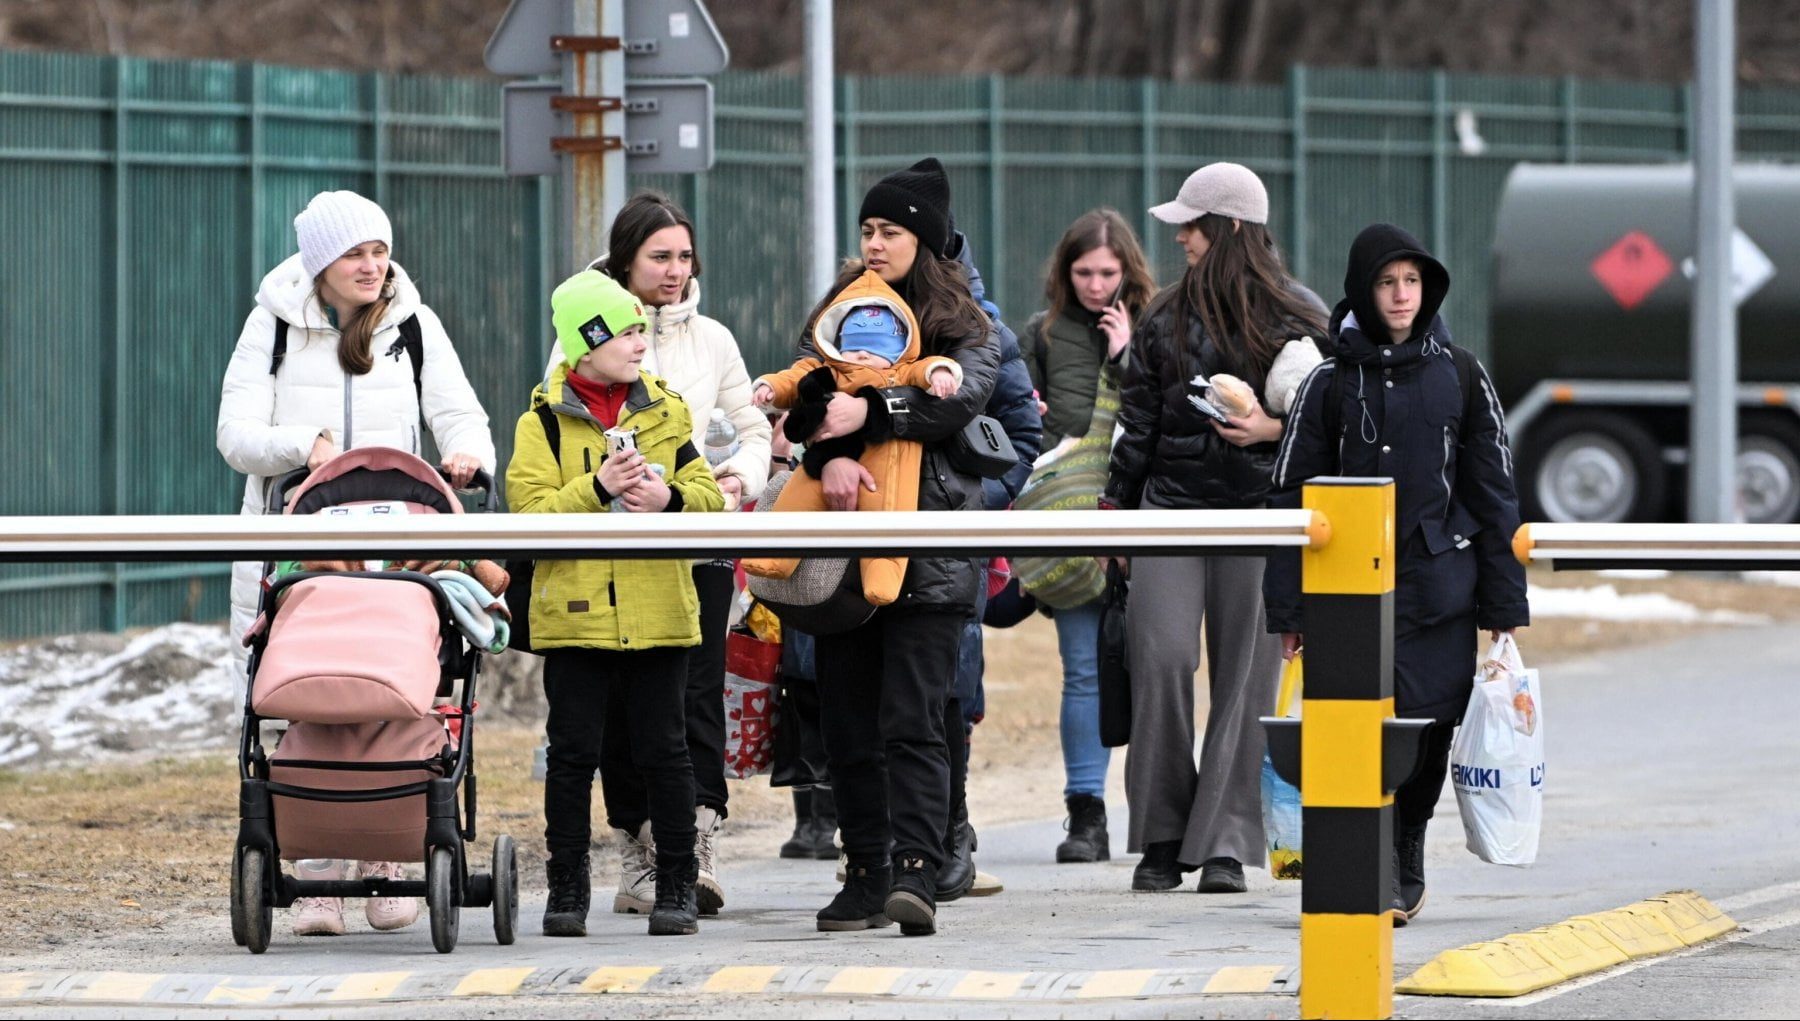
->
[[1207, 373, 1258, 418]]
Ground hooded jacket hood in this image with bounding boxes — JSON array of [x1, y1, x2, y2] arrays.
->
[[812, 270, 923, 366], [1336, 223, 1449, 345], [255, 251, 422, 333]]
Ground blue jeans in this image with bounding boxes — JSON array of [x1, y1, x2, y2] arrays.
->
[[1055, 600, 1110, 797]]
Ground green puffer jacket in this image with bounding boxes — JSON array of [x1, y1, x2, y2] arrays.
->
[[505, 366, 724, 651], [1020, 307, 1125, 448]]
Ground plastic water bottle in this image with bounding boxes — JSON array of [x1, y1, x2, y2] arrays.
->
[[703, 407, 739, 468]]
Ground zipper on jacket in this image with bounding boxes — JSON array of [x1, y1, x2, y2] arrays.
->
[[583, 447, 592, 474], [1441, 425, 1454, 513], [608, 580, 617, 606], [342, 375, 354, 449]]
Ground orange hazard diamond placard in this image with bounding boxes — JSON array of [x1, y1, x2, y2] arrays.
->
[[1591, 230, 1674, 311]]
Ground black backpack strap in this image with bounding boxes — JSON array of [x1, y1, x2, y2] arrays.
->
[[534, 403, 561, 466], [270, 319, 289, 376], [399, 314, 424, 403]]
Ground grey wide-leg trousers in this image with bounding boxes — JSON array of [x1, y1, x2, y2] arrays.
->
[[1123, 553, 1284, 867]]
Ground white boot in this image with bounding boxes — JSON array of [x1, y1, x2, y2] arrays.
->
[[613, 822, 657, 914], [695, 806, 724, 916], [292, 859, 346, 936], [358, 860, 420, 931]]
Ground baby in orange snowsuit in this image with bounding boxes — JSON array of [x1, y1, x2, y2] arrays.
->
[[744, 269, 961, 605]]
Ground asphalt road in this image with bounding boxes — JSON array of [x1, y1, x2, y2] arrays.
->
[[3, 621, 1798, 1019]]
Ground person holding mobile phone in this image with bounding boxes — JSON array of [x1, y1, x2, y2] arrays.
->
[[1016, 209, 1157, 866], [1101, 163, 1329, 896]]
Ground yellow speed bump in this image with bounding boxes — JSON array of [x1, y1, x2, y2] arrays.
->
[[1396, 939, 1561, 997], [1574, 907, 1685, 958], [1523, 920, 1630, 975], [1641, 891, 1738, 945], [1400, 891, 1736, 997]]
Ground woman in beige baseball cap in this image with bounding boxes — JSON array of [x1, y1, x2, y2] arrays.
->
[[1104, 161, 1330, 896]]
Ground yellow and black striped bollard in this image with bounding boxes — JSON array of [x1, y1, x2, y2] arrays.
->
[[1269, 477, 1431, 1019]]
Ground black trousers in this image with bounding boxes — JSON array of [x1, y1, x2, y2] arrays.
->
[[543, 645, 695, 870], [816, 606, 965, 869], [600, 562, 733, 820], [1396, 721, 1456, 831]]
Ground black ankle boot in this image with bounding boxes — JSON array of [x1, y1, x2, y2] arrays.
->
[[817, 860, 893, 931], [936, 802, 976, 901], [886, 854, 939, 936], [780, 790, 815, 859], [542, 851, 591, 937], [1056, 794, 1111, 863], [647, 856, 699, 936], [1131, 840, 1196, 892], [1395, 824, 1427, 923], [811, 786, 840, 860]]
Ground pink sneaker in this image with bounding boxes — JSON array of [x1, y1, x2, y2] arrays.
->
[[292, 859, 346, 936], [358, 860, 420, 931]]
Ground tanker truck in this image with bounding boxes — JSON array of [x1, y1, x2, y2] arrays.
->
[[1490, 163, 1800, 523]]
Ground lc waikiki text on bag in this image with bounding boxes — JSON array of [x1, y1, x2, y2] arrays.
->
[[1450, 633, 1544, 866]]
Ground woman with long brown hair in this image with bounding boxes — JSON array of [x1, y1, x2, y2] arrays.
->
[[1102, 163, 1328, 895], [217, 190, 494, 937], [1017, 208, 1156, 864], [789, 158, 1000, 938]]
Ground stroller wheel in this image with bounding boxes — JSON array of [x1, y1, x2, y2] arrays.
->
[[228, 845, 248, 947], [237, 848, 272, 954], [492, 834, 518, 946], [427, 846, 460, 954]]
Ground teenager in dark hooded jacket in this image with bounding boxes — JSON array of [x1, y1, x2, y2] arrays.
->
[[1264, 222, 1530, 925]]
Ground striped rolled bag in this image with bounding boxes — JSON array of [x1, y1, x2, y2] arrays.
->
[[1010, 376, 1120, 609]]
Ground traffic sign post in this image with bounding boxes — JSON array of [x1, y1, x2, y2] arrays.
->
[[487, 0, 729, 271]]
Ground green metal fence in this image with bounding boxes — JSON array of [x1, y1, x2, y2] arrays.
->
[[3, 49, 1798, 638]]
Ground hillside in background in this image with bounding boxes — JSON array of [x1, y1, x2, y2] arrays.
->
[[3, 0, 1799, 86]]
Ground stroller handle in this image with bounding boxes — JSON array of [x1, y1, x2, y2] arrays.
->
[[445, 467, 499, 514], [268, 463, 498, 515]]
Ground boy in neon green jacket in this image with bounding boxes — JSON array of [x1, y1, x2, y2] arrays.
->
[[507, 270, 723, 939]]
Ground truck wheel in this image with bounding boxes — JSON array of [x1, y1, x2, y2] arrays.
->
[[1739, 416, 1800, 524], [1522, 411, 1666, 523]]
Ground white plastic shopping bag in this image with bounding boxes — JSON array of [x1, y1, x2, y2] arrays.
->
[[1450, 633, 1544, 866]]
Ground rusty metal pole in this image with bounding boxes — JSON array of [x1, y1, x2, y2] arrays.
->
[[558, 0, 620, 274]]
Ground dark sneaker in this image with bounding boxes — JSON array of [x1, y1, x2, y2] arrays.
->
[[647, 857, 699, 936], [1131, 841, 1196, 891], [1055, 794, 1111, 863], [885, 855, 939, 936], [542, 852, 591, 937], [1196, 857, 1247, 893], [817, 862, 893, 932]]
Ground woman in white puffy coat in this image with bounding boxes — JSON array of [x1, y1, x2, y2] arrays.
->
[[215, 191, 495, 937], [575, 190, 770, 918]]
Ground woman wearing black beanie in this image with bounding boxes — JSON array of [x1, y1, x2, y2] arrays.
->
[[789, 157, 1000, 937]]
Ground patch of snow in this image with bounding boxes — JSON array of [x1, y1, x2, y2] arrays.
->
[[1742, 571, 1800, 588], [0, 623, 237, 769], [1596, 569, 1670, 580], [1528, 584, 1768, 625]]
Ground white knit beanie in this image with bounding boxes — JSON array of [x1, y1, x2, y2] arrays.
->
[[1149, 162, 1269, 226], [294, 190, 393, 279]]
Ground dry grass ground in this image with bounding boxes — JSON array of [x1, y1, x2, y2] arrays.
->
[[5, 568, 1800, 951]]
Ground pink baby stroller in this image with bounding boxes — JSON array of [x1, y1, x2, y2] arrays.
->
[[232, 447, 515, 954]]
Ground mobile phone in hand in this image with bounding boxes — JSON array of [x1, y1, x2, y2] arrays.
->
[[1187, 393, 1231, 425]]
